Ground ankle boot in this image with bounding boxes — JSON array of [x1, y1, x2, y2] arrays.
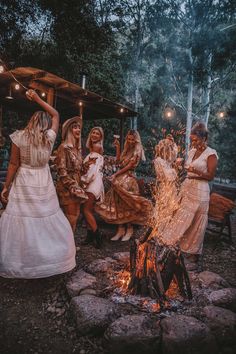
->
[[93, 229, 103, 249], [82, 229, 94, 245]]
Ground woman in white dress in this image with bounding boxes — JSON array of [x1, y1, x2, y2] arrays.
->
[[0, 90, 76, 278], [160, 122, 218, 269], [81, 127, 104, 248], [152, 137, 179, 235]]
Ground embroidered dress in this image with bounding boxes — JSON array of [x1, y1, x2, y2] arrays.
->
[[160, 147, 218, 254], [0, 129, 76, 278], [95, 152, 153, 225], [81, 152, 104, 201], [56, 143, 86, 205]]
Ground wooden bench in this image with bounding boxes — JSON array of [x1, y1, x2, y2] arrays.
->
[[207, 184, 236, 243]]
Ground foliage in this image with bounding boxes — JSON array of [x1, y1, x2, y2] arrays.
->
[[1, 0, 236, 178]]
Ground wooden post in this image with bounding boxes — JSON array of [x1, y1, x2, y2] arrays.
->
[[0, 105, 2, 137], [47, 88, 54, 106], [0, 105, 5, 148], [119, 117, 125, 150]]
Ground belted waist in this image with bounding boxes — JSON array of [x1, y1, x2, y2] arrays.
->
[[20, 163, 48, 170]]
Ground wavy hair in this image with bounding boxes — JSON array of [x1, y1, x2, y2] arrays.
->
[[121, 130, 146, 162], [24, 111, 52, 147]]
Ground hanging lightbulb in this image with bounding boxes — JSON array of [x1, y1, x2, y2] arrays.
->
[[0, 65, 4, 73], [79, 101, 83, 106], [219, 111, 225, 118], [14, 83, 20, 90], [6, 86, 13, 100], [120, 107, 124, 113], [41, 92, 46, 97]]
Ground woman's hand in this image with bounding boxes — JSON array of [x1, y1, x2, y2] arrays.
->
[[113, 138, 120, 148], [26, 89, 40, 102], [1, 186, 9, 204]]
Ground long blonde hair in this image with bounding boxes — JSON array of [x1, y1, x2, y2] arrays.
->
[[86, 127, 104, 153], [155, 138, 178, 164], [24, 111, 52, 147], [121, 130, 146, 163]]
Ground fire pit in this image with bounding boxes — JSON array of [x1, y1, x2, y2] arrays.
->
[[128, 227, 192, 304]]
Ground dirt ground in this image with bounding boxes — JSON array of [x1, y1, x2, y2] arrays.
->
[[0, 216, 235, 354]]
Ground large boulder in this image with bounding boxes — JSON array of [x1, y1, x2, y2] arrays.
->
[[112, 252, 130, 265], [70, 295, 119, 335], [161, 314, 217, 354], [198, 271, 229, 290], [85, 257, 118, 274], [66, 269, 97, 297], [202, 305, 236, 345], [208, 288, 236, 312], [105, 314, 161, 354]]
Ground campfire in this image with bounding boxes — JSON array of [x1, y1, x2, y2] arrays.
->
[[128, 228, 192, 305]]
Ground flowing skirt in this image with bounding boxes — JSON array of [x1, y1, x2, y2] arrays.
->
[[0, 164, 76, 278], [95, 172, 153, 225], [159, 179, 210, 254]]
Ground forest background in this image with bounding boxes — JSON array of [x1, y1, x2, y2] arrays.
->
[[1, 0, 236, 180]]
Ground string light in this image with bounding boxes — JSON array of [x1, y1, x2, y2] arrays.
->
[[79, 101, 83, 106], [0, 65, 4, 73], [218, 111, 225, 119], [120, 107, 124, 113], [14, 83, 20, 90], [41, 92, 46, 97]]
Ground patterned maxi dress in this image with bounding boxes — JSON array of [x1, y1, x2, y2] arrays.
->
[[95, 152, 153, 225], [160, 146, 218, 254], [0, 129, 76, 278]]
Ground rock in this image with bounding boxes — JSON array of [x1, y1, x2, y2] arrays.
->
[[198, 271, 229, 290], [112, 252, 130, 265], [161, 314, 217, 354], [79, 288, 97, 296], [208, 288, 236, 312], [70, 295, 119, 335], [105, 314, 161, 354], [85, 257, 118, 274], [66, 269, 96, 297], [202, 305, 236, 344]]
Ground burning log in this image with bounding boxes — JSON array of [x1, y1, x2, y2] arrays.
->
[[129, 227, 192, 303]]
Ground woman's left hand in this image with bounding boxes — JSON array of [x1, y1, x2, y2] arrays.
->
[[1, 186, 9, 204]]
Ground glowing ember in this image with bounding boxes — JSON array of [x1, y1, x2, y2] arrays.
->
[[114, 270, 131, 293]]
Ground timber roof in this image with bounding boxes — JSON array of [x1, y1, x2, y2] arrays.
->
[[0, 67, 137, 120]]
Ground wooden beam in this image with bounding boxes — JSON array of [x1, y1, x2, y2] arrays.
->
[[47, 87, 54, 106]]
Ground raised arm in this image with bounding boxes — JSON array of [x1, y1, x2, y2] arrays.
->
[[1, 143, 20, 203], [26, 89, 59, 134]]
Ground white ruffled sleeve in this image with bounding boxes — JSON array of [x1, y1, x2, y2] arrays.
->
[[9, 130, 24, 148]]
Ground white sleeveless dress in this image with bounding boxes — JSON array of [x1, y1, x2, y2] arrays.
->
[[160, 147, 218, 254], [0, 129, 76, 278]]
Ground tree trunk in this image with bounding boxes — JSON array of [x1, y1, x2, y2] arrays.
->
[[203, 52, 212, 127], [185, 47, 193, 155]]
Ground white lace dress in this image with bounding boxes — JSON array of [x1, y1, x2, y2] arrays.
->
[[152, 157, 179, 235], [160, 146, 218, 254], [81, 152, 104, 201], [0, 129, 76, 278]]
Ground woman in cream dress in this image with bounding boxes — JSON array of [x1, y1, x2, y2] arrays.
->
[[160, 122, 218, 268], [152, 137, 179, 235], [81, 127, 104, 248], [0, 90, 76, 278]]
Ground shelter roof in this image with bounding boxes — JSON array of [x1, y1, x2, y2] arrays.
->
[[0, 67, 137, 120]]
